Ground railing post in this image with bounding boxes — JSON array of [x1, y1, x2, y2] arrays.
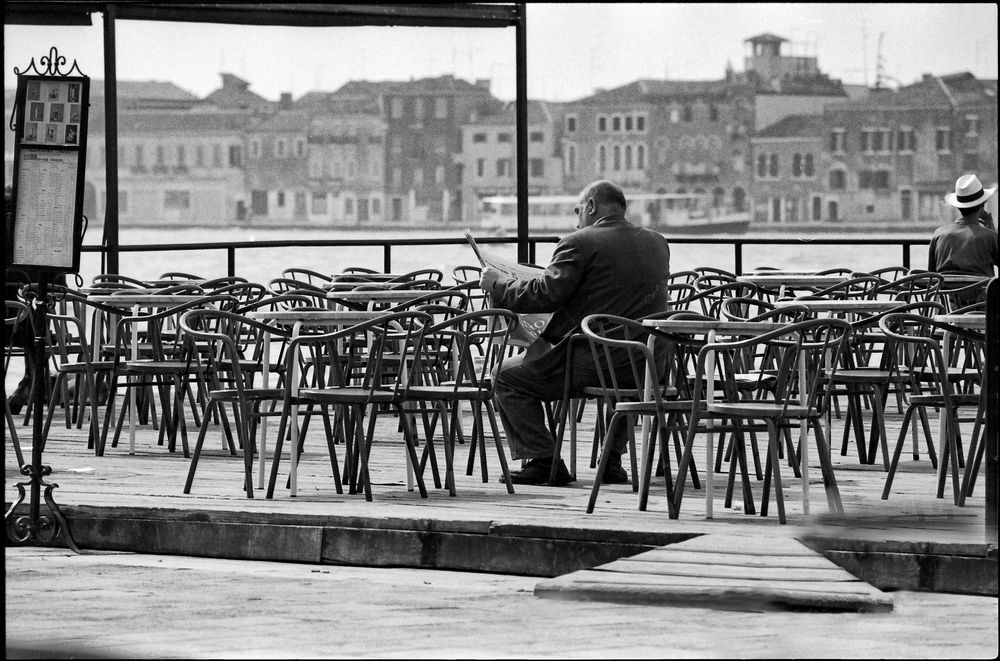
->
[[733, 241, 743, 275], [227, 247, 236, 278], [902, 242, 911, 270], [986, 277, 998, 544], [383, 244, 391, 273]]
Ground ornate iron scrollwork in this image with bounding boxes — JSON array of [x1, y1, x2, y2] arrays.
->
[[5, 465, 80, 552]]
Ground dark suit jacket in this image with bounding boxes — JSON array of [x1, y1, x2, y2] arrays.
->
[[488, 215, 671, 378]]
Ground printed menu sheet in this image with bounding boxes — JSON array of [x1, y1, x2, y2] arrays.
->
[[22, 79, 82, 146], [13, 149, 79, 268]]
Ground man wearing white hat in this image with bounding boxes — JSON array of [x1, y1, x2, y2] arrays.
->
[[928, 173, 998, 280]]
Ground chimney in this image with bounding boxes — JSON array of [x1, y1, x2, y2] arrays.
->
[[475, 78, 490, 91], [279, 92, 293, 109]]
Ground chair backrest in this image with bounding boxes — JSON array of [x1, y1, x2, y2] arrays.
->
[[180, 308, 294, 395], [153, 283, 206, 296], [580, 314, 672, 410], [92, 274, 148, 289], [719, 297, 810, 323], [268, 277, 326, 296], [418, 308, 519, 393], [803, 275, 882, 300], [691, 317, 852, 418], [208, 282, 268, 308], [452, 265, 482, 285], [341, 266, 379, 275], [388, 268, 444, 283], [878, 312, 985, 403], [159, 271, 205, 281], [200, 276, 249, 290], [874, 272, 944, 302], [387, 288, 470, 314], [111, 294, 239, 363], [692, 266, 736, 279], [282, 267, 333, 286], [814, 267, 854, 276], [285, 309, 433, 401], [666, 270, 699, 285], [677, 281, 762, 317]]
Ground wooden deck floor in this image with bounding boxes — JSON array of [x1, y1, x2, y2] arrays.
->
[[4, 394, 995, 595]]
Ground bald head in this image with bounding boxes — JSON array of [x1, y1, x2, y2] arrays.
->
[[582, 180, 627, 214]]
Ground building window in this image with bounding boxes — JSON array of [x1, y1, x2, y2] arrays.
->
[[624, 145, 632, 170], [613, 145, 621, 171], [250, 140, 260, 159], [277, 191, 286, 207], [530, 158, 544, 177], [804, 153, 814, 177], [296, 140, 305, 157], [497, 132, 512, 143], [756, 154, 767, 178], [829, 129, 845, 153], [964, 152, 979, 171], [709, 104, 719, 121], [566, 144, 577, 175], [164, 190, 190, 210], [177, 145, 186, 168], [612, 115, 622, 132], [156, 145, 165, 166], [213, 144, 222, 167], [769, 154, 778, 178], [372, 198, 381, 216], [434, 97, 448, 119], [496, 159, 511, 177], [435, 165, 445, 185], [636, 144, 645, 170], [812, 196, 822, 221], [682, 105, 693, 122], [195, 145, 204, 167], [624, 115, 633, 132], [792, 153, 802, 178], [566, 114, 577, 133], [135, 145, 145, 169], [965, 115, 979, 136], [476, 158, 485, 178], [229, 145, 242, 167], [392, 197, 403, 221], [636, 115, 646, 132], [935, 127, 952, 153], [829, 169, 846, 190], [859, 170, 890, 189], [277, 140, 286, 158], [529, 131, 544, 142], [345, 197, 353, 215], [597, 116, 607, 132], [413, 98, 425, 119], [900, 190, 912, 220], [311, 192, 327, 215], [390, 97, 404, 119], [598, 145, 606, 172], [897, 127, 916, 153]]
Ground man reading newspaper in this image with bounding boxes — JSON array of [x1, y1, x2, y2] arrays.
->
[[478, 180, 671, 486]]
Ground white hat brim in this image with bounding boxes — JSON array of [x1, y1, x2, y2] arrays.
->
[[945, 186, 996, 208]]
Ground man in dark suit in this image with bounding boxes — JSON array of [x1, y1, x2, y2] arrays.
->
[[480, 180, 671, 485]]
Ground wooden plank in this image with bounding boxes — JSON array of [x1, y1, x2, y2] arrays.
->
[[545, 570, 874, 594], [599, 559, 854, 582], [661, 534, 817, 555], [627, 548, 838, 568]]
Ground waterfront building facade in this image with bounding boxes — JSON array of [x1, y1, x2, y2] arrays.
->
[[457, 99, 565, 224], [750, 114, 827, 225]]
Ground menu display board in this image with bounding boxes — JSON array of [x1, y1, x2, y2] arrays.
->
[[9, 74, 89, 273]]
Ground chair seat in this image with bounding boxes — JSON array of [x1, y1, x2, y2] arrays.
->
[[407, 385, 486, 400], [123, 360, 205, 374], [616, 399, 701, 414], [909, 393, 982, 406], [298, 387, 399, 404], [206, 387, 285, 402], [833, 369, 894, 383], [708, 402, 818, 418], [54, 360, 115, 374]]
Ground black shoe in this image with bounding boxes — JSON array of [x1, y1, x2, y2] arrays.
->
[[501, 457, 573, 486], [602, 453, 629, 485]]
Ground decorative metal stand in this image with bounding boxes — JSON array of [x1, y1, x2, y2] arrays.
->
[[5, 276, 80, 552], [5, 46, 89, 552]]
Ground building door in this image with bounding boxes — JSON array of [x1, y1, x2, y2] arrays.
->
[[900, 190, 912, 221], [294, 192, 307, 220], [771, 197, 782, 223], [358, 198, 370, 223], [251, 190, 268, 217], [827, 200, 839, 222]]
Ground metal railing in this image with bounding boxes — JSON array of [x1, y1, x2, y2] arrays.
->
[[84, 234, 934, 278]]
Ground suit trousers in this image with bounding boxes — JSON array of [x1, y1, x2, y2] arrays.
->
[[493, 339, 631, 462]]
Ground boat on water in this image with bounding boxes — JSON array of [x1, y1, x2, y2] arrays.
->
[[478, 193, 751, 235]]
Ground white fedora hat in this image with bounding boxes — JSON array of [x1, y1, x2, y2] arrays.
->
[[944, 173, 996, 208]]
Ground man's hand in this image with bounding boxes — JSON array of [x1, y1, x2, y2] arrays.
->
[[479, 266, 501, 291]]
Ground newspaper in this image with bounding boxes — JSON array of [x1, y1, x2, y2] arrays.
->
[[464, 229, 551, 347]]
